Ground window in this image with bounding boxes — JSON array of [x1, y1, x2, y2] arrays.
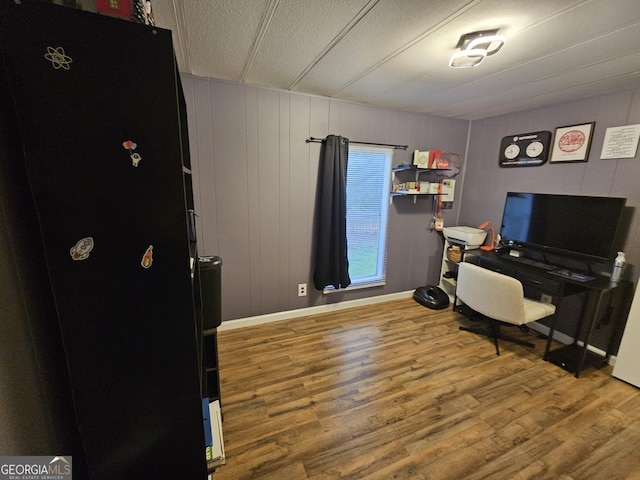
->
[[344, 144, 393, 288]]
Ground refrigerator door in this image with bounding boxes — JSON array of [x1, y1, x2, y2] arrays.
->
[[613, 284, 640, 388]]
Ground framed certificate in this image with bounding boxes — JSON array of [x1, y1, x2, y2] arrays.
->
[[550, 122, 595, 163], [600, 124, 640, 159]]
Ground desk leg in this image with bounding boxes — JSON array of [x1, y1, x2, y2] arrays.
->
[[575, 289, 605, 378], [605, 282, 632, 363], [543, 318, 556, 361], [543, 296, 565, 361]]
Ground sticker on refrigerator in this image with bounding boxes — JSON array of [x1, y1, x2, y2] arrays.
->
[[70, 237, 94, 261], [141, 245, 154, 268], [122, 140, 142, 167], [44, 46, 73, 70]]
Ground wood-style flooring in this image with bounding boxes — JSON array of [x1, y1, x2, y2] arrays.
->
[[213, 298, 640, 480]]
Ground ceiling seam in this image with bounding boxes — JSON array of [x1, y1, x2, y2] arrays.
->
[[511, 0, 592, 36], [328, 0, 484, 97], [287, 0, 381, 91], [240, 0, 281, 83]]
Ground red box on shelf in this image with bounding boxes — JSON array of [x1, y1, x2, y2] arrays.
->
[[96, 0, 131, 19]]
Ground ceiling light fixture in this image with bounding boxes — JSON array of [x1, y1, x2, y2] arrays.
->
[[449, 30, 506, 68], [449, 48, 487, 68]]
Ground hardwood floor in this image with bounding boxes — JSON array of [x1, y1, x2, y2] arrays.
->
[[213, 298, 640, 480]]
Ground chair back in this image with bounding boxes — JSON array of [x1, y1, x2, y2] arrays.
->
[[456, 262, 526, 325]]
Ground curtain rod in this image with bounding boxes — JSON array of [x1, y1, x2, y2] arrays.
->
[[306, 137, 408, 150]]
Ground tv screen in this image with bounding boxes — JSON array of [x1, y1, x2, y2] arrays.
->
[[500, 192, 626, 261]]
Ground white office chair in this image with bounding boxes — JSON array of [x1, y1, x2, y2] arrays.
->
[[455, 262, 556, 356]]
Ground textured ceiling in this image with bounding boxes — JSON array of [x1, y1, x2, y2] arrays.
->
[[152, 0, 640, 121]]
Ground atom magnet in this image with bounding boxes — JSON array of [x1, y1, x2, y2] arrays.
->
[[44, 46, 73, 70]]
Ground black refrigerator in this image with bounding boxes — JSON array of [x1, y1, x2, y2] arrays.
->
[[0, 1, 207, 478]]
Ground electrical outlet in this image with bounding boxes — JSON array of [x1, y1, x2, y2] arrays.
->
[[298, 283, 307, 297], [541, 293, 553, 304]]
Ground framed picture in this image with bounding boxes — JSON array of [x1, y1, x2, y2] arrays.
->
[[600, 124, 640, 159], [550, 122, 595, 163]]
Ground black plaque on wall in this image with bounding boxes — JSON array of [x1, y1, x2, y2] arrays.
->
[[499, 130, 553, 167]]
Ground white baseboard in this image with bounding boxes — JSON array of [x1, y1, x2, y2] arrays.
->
[[218, 290, 414, 331]]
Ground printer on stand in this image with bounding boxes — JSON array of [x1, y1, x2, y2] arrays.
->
[[438, 226, 488, 305], [442, 226, 487, 249]]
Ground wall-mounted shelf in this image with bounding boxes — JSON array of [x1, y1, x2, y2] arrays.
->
[[390, 191, 444, 204], [390, 164, 448, 204], [391, 164, 450, 179]]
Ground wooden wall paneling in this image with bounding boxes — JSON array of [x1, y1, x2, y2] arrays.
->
[[461, 116, 510, 227], [585, 92, 634, 195], [191, 77, 218, 254], [185, 76, 639, 322], [256, 89, 283, 314], [628, 90, 640, 124], [386, 198, 418, 290], [611, 90, 640, 270], [337, 102, 368, 139], [278, 92, 292, 311], [289, 95, 312, 307], [410, 202, 438, 288], [428, 116, 453, 152], [613, 90, 640, 273], [327, 98, 341, 134], [417, 114, 433, 150], [488, 116, 517, 197], [245, 86, 261, 315], [405, 112, 425, 152], [394, 129, 429, 287], [395, 113, 432, 288], [209, 81, 252, 320], [369, 105, 394, 144]]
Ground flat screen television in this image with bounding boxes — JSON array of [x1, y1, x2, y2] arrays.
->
[[500, 192, 626, 262]]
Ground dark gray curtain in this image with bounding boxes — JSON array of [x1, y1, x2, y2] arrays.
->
[[313, 135, 351, 290]]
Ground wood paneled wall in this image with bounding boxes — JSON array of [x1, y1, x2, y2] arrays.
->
[[180, 75, 469, 321], [181, 73, 639, 326]]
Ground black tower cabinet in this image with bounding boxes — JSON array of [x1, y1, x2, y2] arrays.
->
[[0, 1, 206, 478], [199, 256, 223, 406]]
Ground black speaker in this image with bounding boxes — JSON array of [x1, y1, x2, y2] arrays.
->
[[199, 256, 222, 329]]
